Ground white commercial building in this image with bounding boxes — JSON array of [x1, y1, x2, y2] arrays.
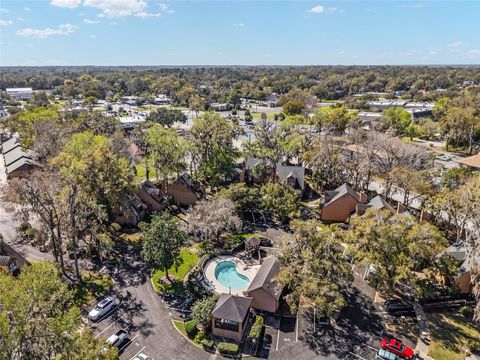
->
[[6, 88, 33, 101]]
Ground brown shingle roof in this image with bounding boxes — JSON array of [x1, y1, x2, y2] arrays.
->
[[212, 294, 252, 323], [246, 256, 282, 299], [456, 152, 480, 169]]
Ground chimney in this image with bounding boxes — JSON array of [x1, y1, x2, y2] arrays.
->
[[358, 192, 368, 204], [397, 202, 407, 214]]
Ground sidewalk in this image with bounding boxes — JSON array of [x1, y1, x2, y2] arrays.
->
[[413, 301, 433, 360]]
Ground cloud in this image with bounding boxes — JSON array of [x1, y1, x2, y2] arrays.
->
[[158, 3, 168, 11], [24, 7, 31, 12], [233, 23, 245, 27], [16, 23, 77, 38], [89, 34, 97, 38], [0, 20, 13, 26], [448, 41, 465, 48], [84, 0, 148, 17], [135, 11, 161, 17], [467, 49, 480, 56], [83, 18, 100, 23], [308, 5, 338, 14], [0, 8, 9, 13], [50, 0, 82, 8]]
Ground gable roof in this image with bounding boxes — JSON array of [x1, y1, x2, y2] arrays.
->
[[276, 164, 305, 189], [366, 195, 395, 212], [174, 173, 205, 199], [212, 294, 252, 323], [6, 157, 42, 175], [246, 256, 282, 299], [0, 255, 12, 266], [4, 147, 31, 167], [456, 152, 480, 169], [323, 183, 360, 207], [1, 137, 21, 154]]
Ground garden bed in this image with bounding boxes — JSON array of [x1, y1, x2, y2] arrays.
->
[[152, 247, 198, 296]]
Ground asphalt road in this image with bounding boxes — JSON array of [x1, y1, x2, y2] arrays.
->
[[90, 247, 212, 360]]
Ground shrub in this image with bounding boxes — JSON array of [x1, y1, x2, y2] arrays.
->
[[201, 338, 214, 350], [25, 227, 36, 240], [217, 342, 239, 356], [459, 305, 474, 318], [466, 338, 480, 353], [248, 315, 264, 340], [194, 331, 205, 344], [111, 223, 122, 232], [18, 221, 31, 232], [185, 320, 198, 338]]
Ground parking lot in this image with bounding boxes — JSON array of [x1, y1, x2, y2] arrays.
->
[[86, 299, 155, 360]]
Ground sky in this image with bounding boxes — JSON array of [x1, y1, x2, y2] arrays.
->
[[0, 0, 479, 66]]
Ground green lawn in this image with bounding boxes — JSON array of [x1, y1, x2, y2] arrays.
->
[[173, 320, 188, 336], [428, 312, 480, 360], [251, 112, 280, 120], [151, 247, 199, 295], [135, 161, 157, 182], [72, 271, 113, 306]]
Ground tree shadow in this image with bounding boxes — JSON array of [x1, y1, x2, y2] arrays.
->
[[299, 288, 385, 359]]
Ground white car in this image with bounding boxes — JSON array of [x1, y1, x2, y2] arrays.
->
[[133, 354, 149, 360], [88, 296, 118, 321]]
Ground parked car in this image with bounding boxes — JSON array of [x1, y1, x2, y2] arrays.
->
[[106, 329, 128, 349], [380, 338, 414, 359], [383, 300, 415, 317], [376, 349, 401, 360], [88, 296, 118, 321], [133, 354, 149, 360]]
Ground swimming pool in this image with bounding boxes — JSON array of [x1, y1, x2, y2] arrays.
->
[[214, 261, 250, 291]]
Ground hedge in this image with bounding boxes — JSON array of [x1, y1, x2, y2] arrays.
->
[[217, 342, 239, 355], [201, 338, 214, 350], [248, 315, 264, 340], [185, 320, 198, 338]]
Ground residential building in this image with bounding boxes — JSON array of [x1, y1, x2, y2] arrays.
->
[[211, 103, 228, 111], [1, 137, 42, 179], [162, 173, 205, 207], [259, 94, 279, 108], [456, 152, 480, 170], [153, 94, 171, 105], [211, 294, 252, 341], [136, 180, 169, 212], [440, 244, 474, 294], [320, 183, 367, 223], [6, 87, 33, 100], [0, 238, 29, 275], [245, 256, 283, 313], [356, 195, 395, 216], [112, 193, 147, 226], [241, 157, 306, 194]]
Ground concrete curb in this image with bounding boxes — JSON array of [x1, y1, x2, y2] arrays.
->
[[170, 319, 203, 349]]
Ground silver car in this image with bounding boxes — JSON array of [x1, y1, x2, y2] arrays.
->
[[88, 296, 118, 321]]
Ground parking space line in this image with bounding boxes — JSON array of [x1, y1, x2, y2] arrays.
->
[[364, 344, 377, 351], [275, 326, 280, 351], [295, 316, 299, 342], [95, 315, 125, 338], [128, 346, 146, 360]]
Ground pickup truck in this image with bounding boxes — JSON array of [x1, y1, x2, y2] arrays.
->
[[106, 329, 128, 348]]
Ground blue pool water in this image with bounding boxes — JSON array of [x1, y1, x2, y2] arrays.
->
[[215, 261, 250, 290]]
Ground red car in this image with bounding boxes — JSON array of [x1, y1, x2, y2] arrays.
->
[[380, 338, 414, 359]]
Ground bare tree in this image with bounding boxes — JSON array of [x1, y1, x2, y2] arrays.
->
[[5, 171, 66, 273], [187, 197, 242, 246]]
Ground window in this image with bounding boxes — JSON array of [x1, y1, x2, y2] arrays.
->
[[215, 318, 239, 332]]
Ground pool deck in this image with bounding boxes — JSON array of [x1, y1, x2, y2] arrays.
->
[[203, 255, 261, 296]]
